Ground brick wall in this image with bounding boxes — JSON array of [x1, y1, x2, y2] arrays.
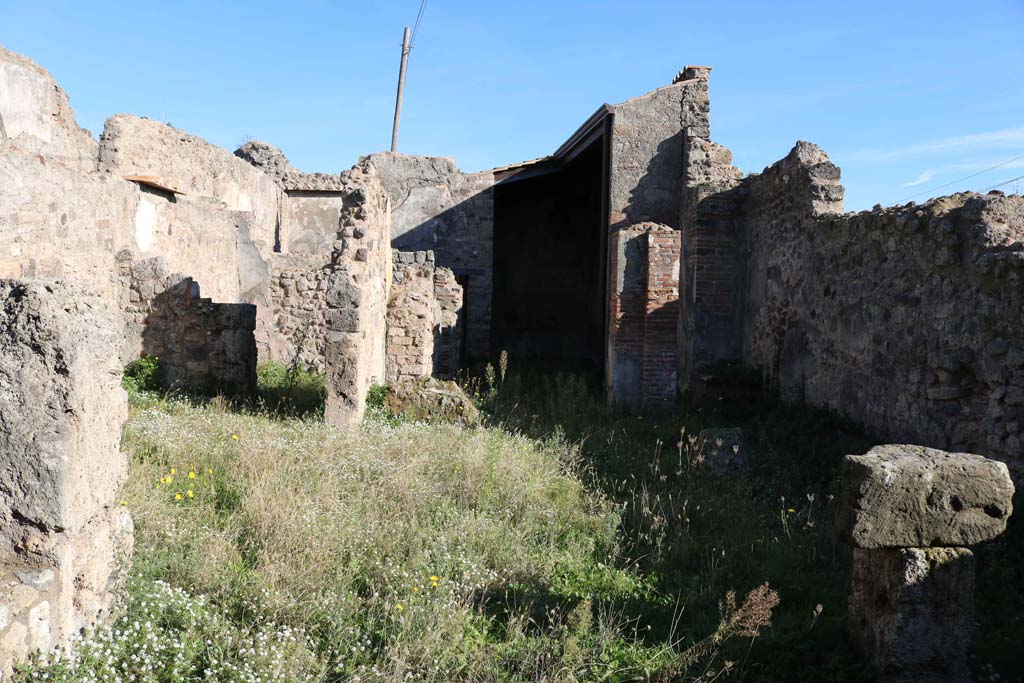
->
[[642, 228, 681, 405], [387, 251, 436, 383], [433, 266, 463, 379], [607, 223, 681, 408], [367, 153, 494, 360]]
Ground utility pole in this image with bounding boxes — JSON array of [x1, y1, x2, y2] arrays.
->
[[390, 26, 411, 153]]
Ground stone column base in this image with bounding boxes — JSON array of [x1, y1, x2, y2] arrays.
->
[[850, 547, 974, 682]]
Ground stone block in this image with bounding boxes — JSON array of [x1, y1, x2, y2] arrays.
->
[[0, 280, 128, 547], [838, 445, 1014, 548], [696, 427, 749, 475], [0, 278, 132, 672], [850, 547, 973, 682]]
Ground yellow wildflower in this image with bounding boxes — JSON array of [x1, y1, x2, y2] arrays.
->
[[231, 434, 239, 441], [170, 468, 176, 475], [175, 493, 183, 501], [207, 468, 214, 475], [429, 576, 439, 582], [120, 500, 127, 506], [787, 508, 796, 513], [188, 471, 197, 479], [413, 586, 419, 593], [395, 603, 404, 611], [187, 489, 194, 498]]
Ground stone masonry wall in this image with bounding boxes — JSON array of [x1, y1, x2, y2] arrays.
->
[[268, 253, 332, 371], [606, 223, 681, 409], [0, 145, 138, 303], [0, 280, 133, 675], [119, 255, 258, 393], [323, 163, 391, 427], [741, 142, 1024, 472], [608, 66, 713, 231], [0, 45, 97, 172], [433, 266, 463, 379], [387, 251, 436, 383], [367, 153, 494, 360], [98, 115, 283, 260]]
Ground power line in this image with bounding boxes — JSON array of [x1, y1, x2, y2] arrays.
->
[[986, 175, 1024, 192], [899, 153, 1024, 203], [411, 0, 428, 45]]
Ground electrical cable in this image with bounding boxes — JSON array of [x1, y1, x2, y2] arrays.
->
[[411, 0, 428, 46], [899, 153, 1024, 202]]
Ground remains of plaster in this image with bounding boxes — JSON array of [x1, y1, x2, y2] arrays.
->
[[0, 45, 97, 171]]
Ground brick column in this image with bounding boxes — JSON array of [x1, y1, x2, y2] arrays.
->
[[606, 223, 681, 409], [642, 227, 681, 405]]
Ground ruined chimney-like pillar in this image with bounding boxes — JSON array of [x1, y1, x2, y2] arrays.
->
[[323, 170, 390, 428], [838, 445, 1015, 682]]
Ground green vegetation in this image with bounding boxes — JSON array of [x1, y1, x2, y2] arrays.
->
[[19, 360, 1023, 682], [256, 361, 325, 418], [121, 354, 163, 393]]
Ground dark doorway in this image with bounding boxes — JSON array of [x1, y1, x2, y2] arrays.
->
[[491, 133, 609, 370]]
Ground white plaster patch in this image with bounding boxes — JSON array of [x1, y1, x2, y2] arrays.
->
[[133, 198, 157, 252]]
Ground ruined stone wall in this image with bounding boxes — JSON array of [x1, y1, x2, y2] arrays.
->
[[740, 143, 1024, 471], [120, 257, 257, 393], [367, 153, 494, 360], [387, 251, 436, 383], [98, 115, 283, 259], [606, 223, 680, 408], [282, 192, 345, 255], [134, 191, 256, 304], [323, 165, 391, 427], [608, 67, 712, 231], [0, 145, 262, 309], [674, 67, 746, 390], [0, 45, 97, 171], [0, 280, 133, 674], [433, 266, 463, 379], [0, 147, 137, 302], [234, 140, 348, 257], [1, 46, 279, 363], [268, 253, 331, 371]]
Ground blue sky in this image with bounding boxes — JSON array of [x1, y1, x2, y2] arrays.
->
[[3, 0, 1022, 210]]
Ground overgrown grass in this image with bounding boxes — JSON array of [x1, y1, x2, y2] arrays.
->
[[256, 361, 325, 418], [474, 367, 872, 682], [26, 360, 1019, 682], [19, 374, 776, 682]]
